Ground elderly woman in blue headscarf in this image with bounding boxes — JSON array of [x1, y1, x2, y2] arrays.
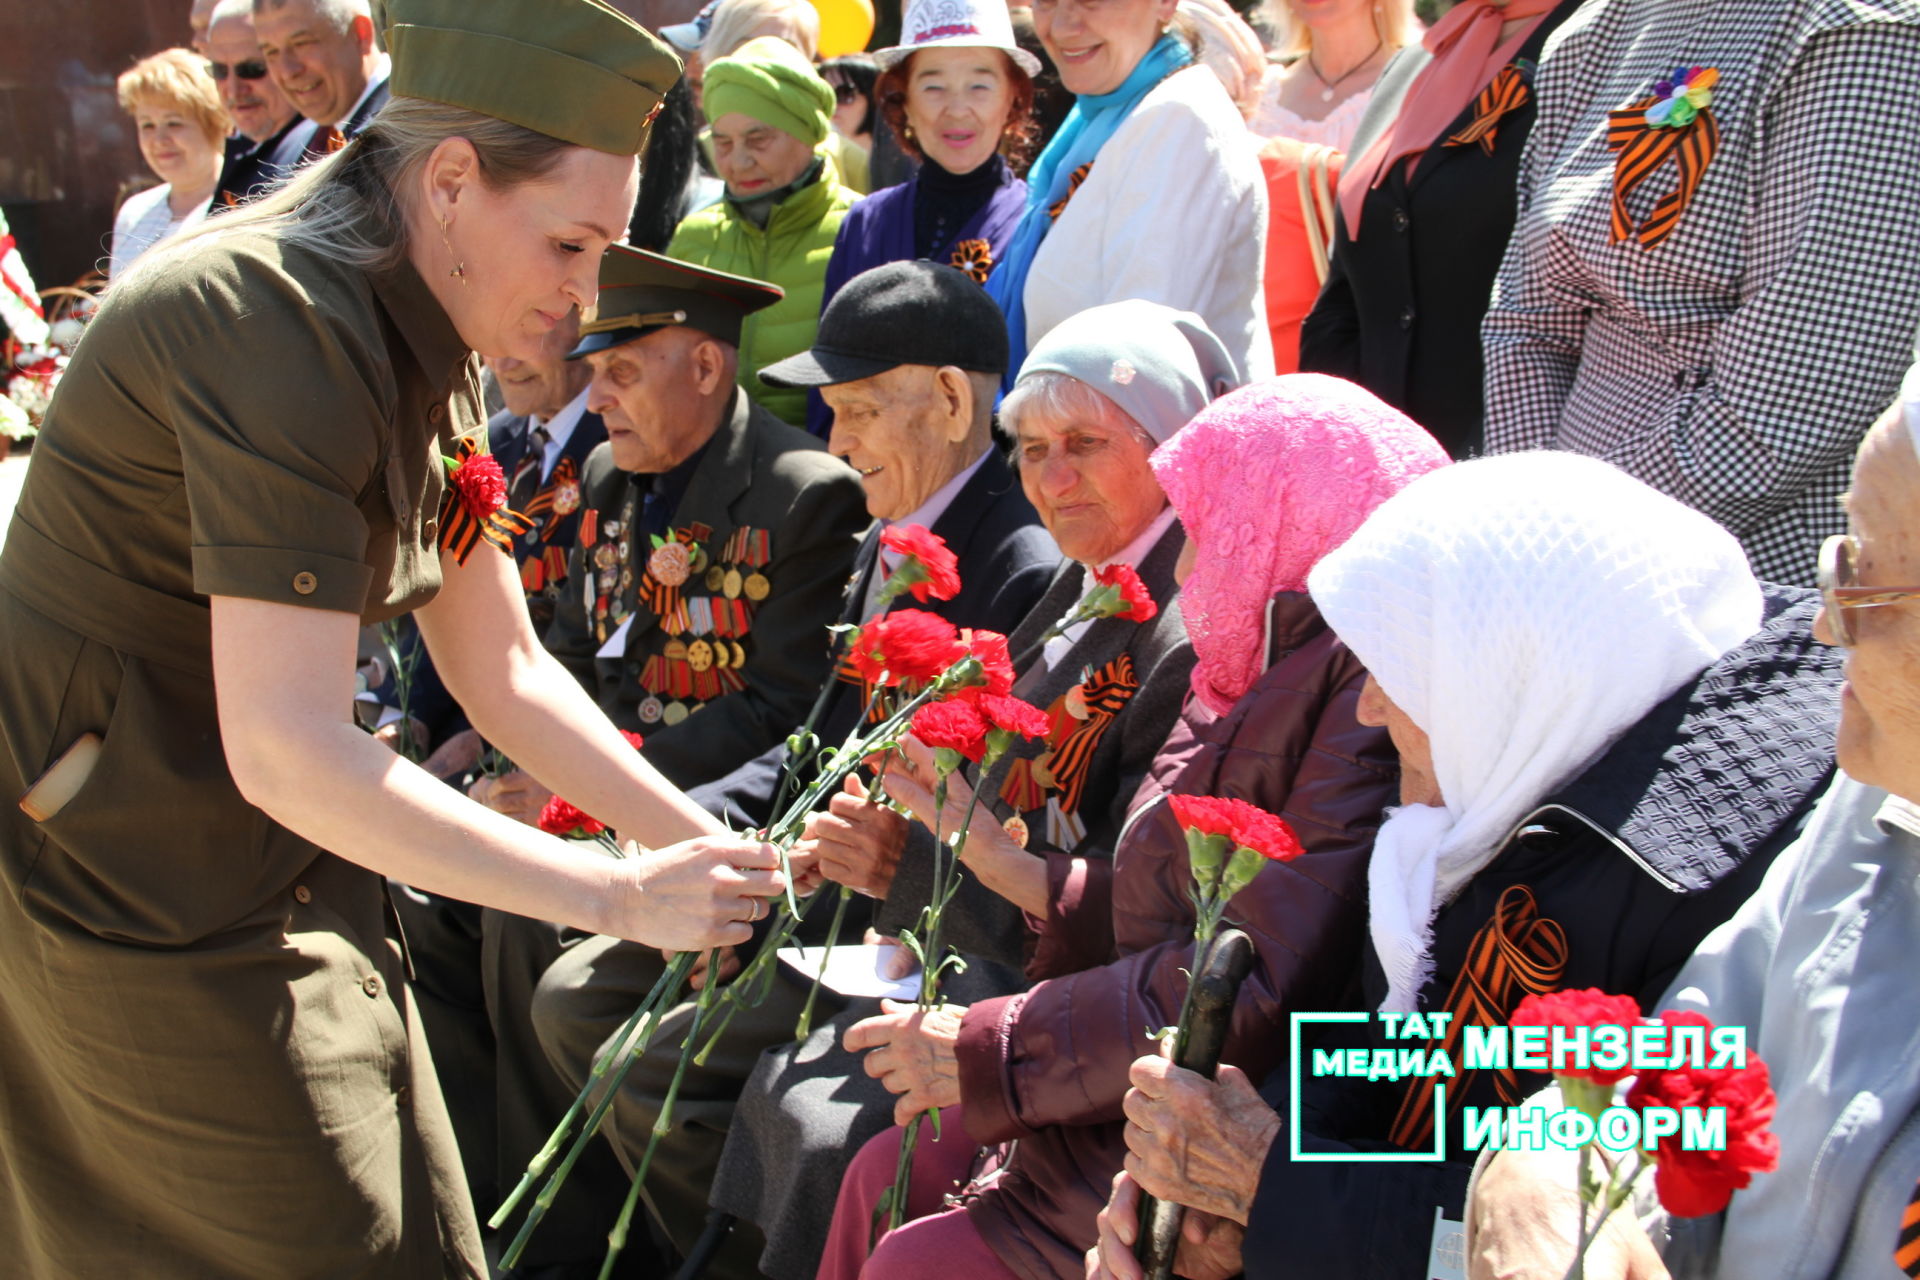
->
[[983, 0, 1272, 381]]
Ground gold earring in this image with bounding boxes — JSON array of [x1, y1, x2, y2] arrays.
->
[[439, 216, 466, 283]]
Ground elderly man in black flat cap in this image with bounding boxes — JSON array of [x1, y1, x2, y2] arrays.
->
[[526, 262, 1060, 1280]]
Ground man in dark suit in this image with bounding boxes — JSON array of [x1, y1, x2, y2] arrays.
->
[[209, 0, 315, 205], [526, 261, 1061, 1280], [253, 0, 391, 157]]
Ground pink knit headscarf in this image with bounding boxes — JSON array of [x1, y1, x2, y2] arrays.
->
[[1151, 375, 1450, 716]]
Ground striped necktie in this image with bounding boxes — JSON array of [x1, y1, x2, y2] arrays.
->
[[1897, 1176, 1920, 1277], [304, 123, 344, 159], [509, 425, 550, 513]]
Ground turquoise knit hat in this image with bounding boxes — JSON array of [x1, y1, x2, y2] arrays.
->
[[701, 36, 834, 145]]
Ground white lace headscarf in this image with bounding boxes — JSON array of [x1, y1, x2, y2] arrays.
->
[[1307, 454, 1764, 1012]]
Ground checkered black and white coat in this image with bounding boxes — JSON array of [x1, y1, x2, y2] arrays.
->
[[1483, 0, 1920, 586]]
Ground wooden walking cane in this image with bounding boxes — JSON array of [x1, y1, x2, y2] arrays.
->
[[1135, 927, 1257, 1280]]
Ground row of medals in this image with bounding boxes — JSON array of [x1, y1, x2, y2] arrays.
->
[[631, 538, 771, 727]]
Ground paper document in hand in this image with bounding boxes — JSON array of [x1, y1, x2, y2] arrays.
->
[[777, 943, 919, 1001]]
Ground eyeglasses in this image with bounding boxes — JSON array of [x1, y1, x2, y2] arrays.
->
[[1817, 533, 1920, 646], [206, 59, 270, 81]]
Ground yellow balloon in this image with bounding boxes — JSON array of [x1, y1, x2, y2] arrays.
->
[[811, 0, 874, 57]]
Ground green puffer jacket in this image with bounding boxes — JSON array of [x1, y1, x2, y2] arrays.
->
[[667, 174, 859, 427]]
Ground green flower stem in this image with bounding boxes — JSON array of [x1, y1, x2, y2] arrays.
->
[[498, 951, 695, 1269], [488, 953, 691, 1232], [599, 948, 727, 1280], [794, 883, 853, 1042], [883, 1109, 927, 1237], [1559, 1152, 1644, 1280]]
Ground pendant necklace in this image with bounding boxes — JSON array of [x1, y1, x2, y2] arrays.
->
[[1308, 38, 1383, 103]]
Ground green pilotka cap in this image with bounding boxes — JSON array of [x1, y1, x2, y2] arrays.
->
[[375, 0, 682, 156], [570, 244, 785, 355]]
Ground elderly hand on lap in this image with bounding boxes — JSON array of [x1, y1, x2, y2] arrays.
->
[[797, 773, 910, 898], [843, 999, 968, 1125]]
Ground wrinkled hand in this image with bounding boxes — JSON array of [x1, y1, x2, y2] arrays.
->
[[604, 836, 785, 951], [797, 774, 908, 897], [865, 928, 921, 982], [468, 768, 554, 827], [1466, 1148, 1669, 1280], [670, 944, 743, 991], [1121, 1056, 1277, 1226], [879, 735, 980, 836], [842, 998, 966, 1126], [420, 727, 484, 783], [1086, 1171, 1245, 1280]]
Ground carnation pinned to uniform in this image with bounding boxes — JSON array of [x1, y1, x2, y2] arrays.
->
[[439, 436, 535, 564], [1037, 561, 1158, 645]]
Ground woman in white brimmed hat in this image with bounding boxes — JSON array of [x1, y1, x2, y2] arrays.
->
[[819, 0, 1041, 319]]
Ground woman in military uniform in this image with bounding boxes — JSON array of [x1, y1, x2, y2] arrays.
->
[[0, 2, 786, 1275]]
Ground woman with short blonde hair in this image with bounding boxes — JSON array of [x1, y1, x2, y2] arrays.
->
[[109, 48, 229, 277]]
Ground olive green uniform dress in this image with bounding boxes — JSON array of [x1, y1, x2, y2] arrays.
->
[[0, 224, 487, 1277]]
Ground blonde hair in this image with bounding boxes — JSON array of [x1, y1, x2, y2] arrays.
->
[[1261, 0, 1417, 62], [703, 0, 821, 62], [143, 97, 579, 280], [117, 48, 229, 147]]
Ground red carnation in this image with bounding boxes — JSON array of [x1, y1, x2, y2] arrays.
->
[[620, 730, 646, 751], [975, 692, 1050, 740], [1626, 1011, 1779, 1217], [450, 450, 509, 517], [964, 629, 1016, 696], [912, 698, 990, 763], [1169, 794, 1242, 843], [538, 795, 607, 839], [1509, 988, 1645, 1088], [880, 525, 962, 602], [1093, 563, 1157, 623], [848, 609, 968, 688], [1229, 803, 1305, 863]]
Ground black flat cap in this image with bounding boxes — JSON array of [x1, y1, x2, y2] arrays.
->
[[758, 260, 1009, 388], [570, 244, 784, 357]]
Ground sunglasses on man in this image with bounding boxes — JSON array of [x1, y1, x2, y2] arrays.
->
[[206, 59, 270, 82]]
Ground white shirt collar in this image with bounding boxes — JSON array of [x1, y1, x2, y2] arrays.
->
[[534, 386, 592, 480], [1875, 793, 1920, 842], [885, 448, 991, 542]]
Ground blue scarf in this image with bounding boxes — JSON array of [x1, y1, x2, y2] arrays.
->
[[985, 34, 1193, 376]]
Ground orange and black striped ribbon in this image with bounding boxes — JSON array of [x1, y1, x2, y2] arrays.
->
[[1606, 98, 1719, 248], [1446, 65, 1530, 156], [1898, 1178, 1920, 1276], [520, 455, 581, 540], [998, 655, 1138, 817], [437, 438, 533, 566], [1388, 884, 1568, 1150], [950, 238, 994, 284], [1048, 164, 1093, 222]]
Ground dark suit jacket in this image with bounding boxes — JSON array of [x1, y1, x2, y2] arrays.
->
[[1298, 0, 1578, 458], [488, 403, 608, 578], [215, 113, 308, 206], [685, 449, 1061, 829], [342, 75, 390, 138], [544, 390, 868, 791], [876, 521, 1195, 970]]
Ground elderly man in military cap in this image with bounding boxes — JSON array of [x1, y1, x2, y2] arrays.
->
[[429, 248, 863, 1275], [525, 262, 1059, 1280]]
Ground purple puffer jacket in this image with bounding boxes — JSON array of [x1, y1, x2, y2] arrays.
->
[[951, 591, 1399, 1280]]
